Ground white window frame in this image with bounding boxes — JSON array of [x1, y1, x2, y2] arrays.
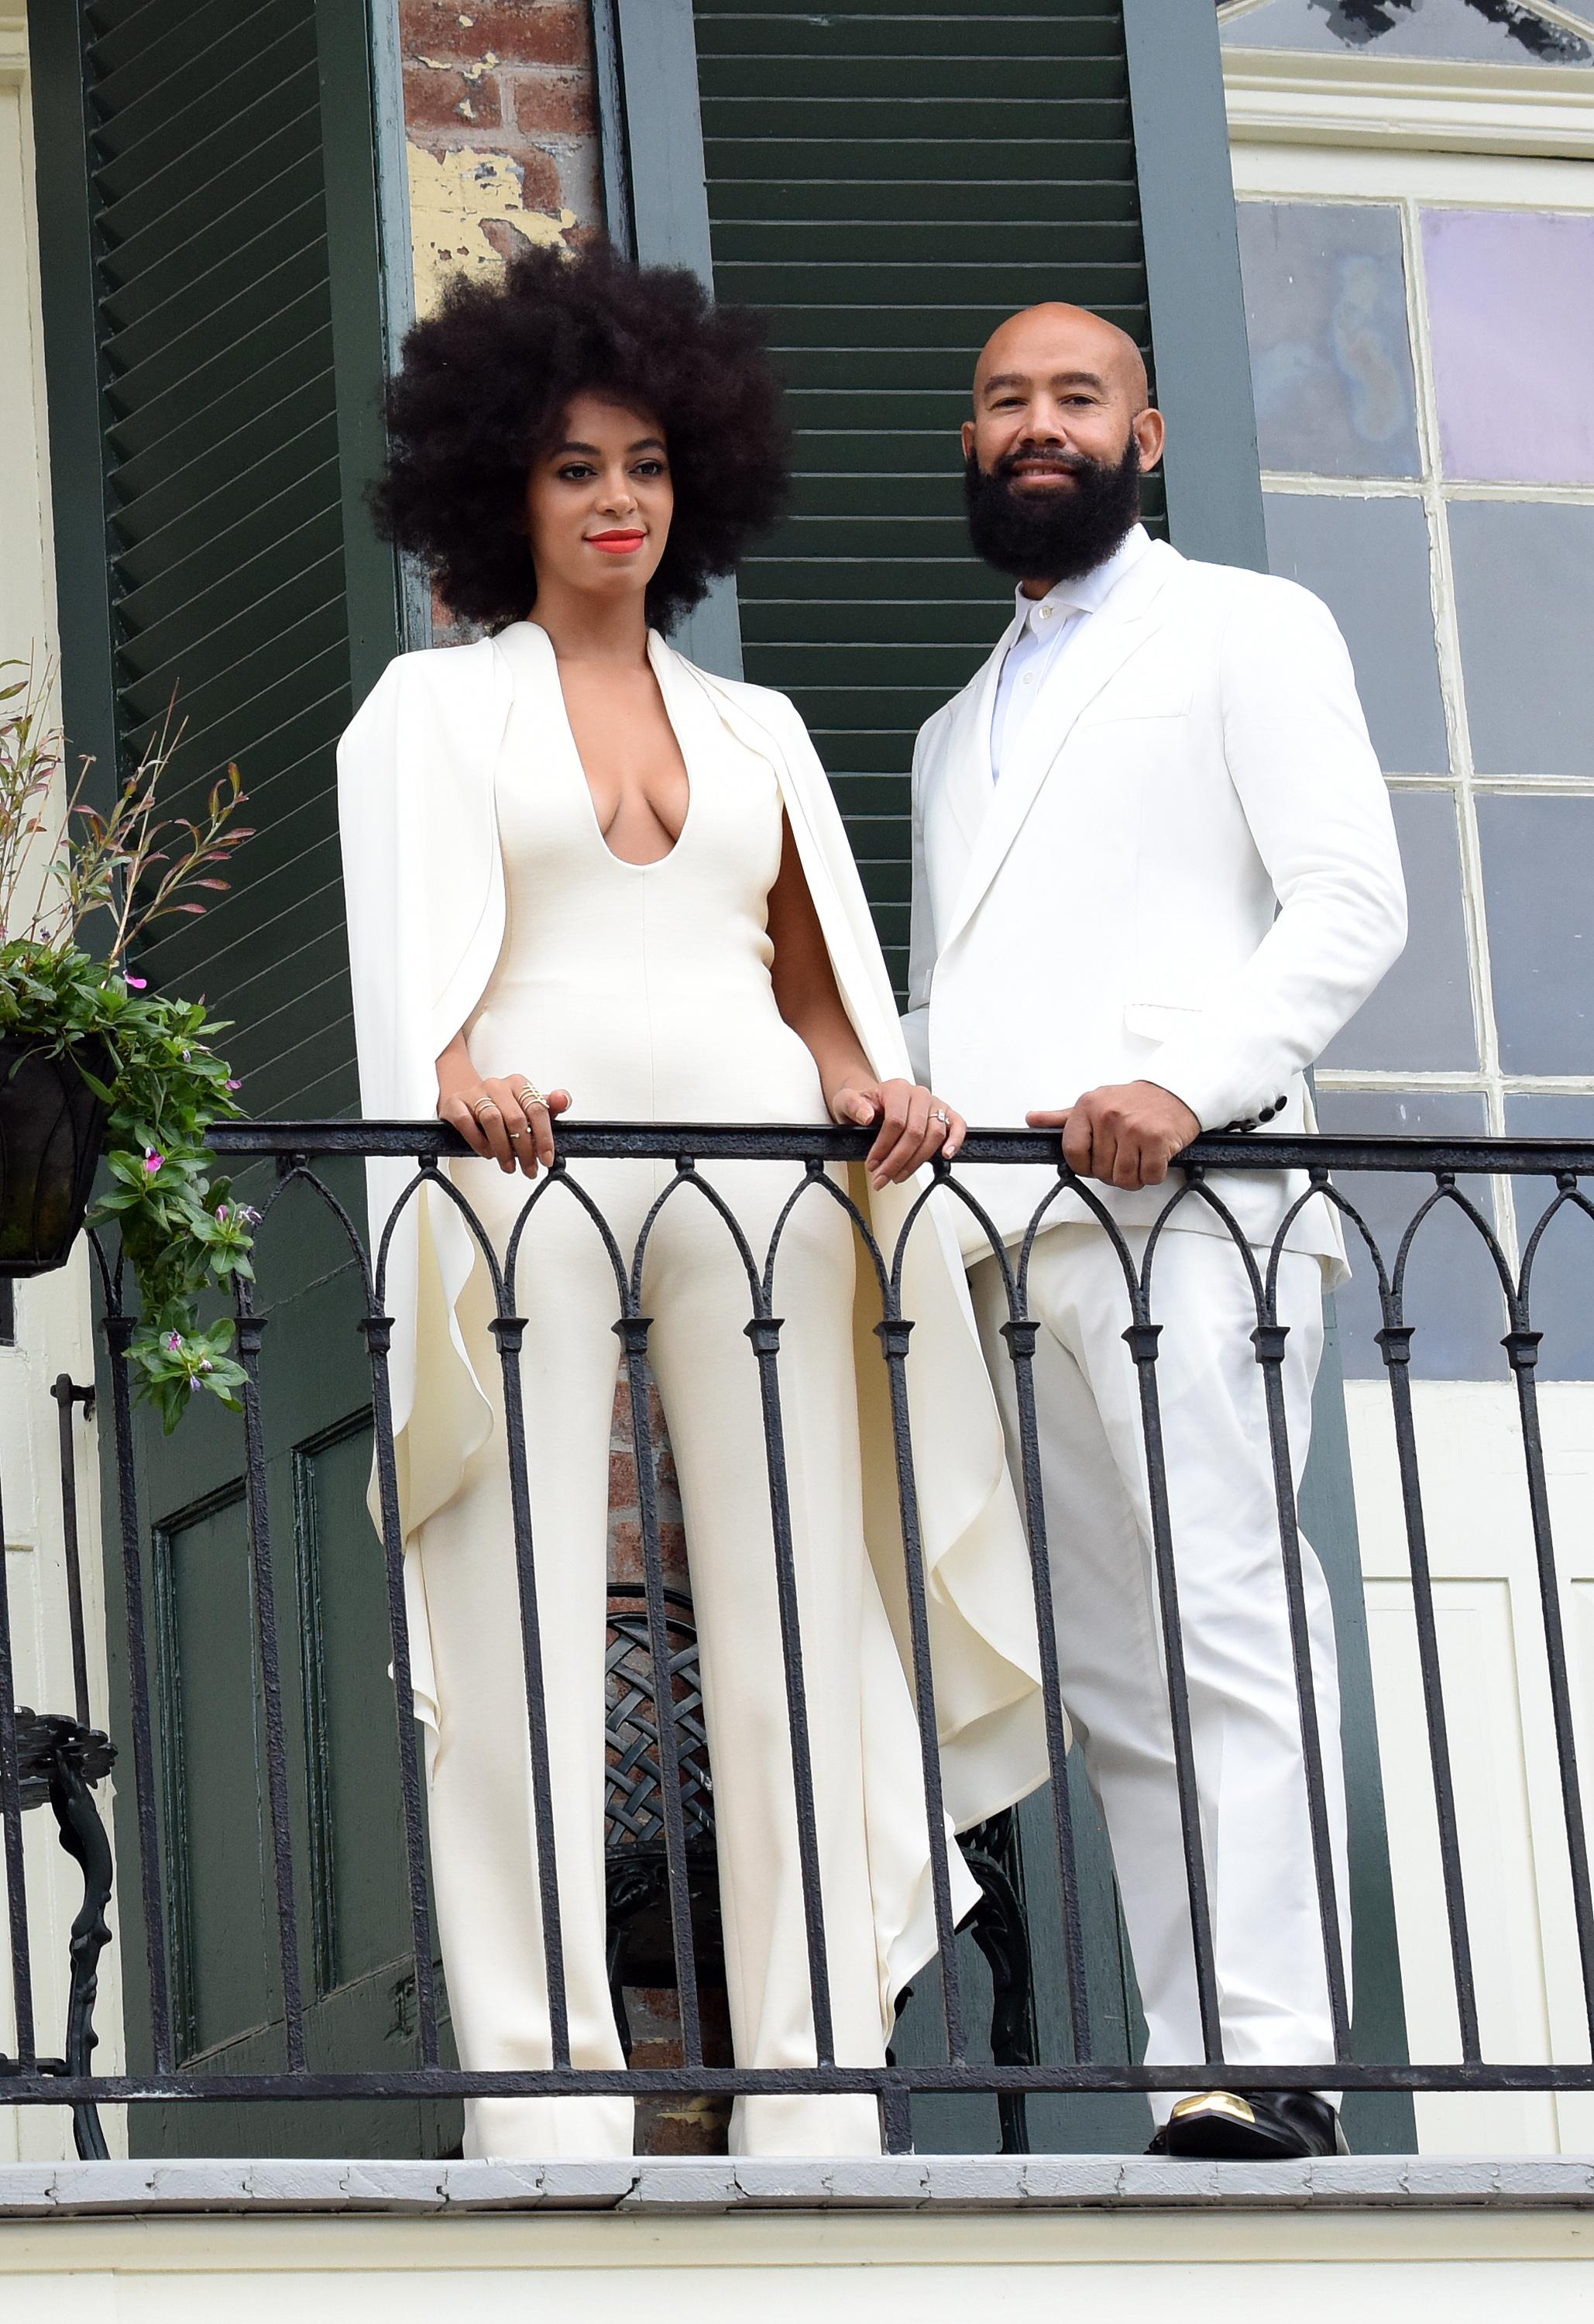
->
[[1228, 138, 1594, 1281], [1225, 41, 1594, 2157]]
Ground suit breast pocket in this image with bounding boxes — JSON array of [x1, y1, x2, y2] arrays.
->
[[1076, 675, 1194, 728]]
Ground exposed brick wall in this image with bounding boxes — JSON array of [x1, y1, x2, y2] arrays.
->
[[400, 0, 601, 308]]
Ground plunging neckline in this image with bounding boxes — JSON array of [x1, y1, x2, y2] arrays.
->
[[539, 627, 695, 872]]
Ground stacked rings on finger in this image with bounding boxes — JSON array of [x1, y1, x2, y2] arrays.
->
[[515, 1084, 545, 1111], [470, 1095, 498, 1126]]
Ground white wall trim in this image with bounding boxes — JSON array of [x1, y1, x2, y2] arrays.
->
[[0, 17, 25, 84], [1225, 50, 1594, 159]]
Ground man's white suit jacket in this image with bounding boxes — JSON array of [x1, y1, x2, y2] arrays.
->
[[903, 536, 1408, 1274]]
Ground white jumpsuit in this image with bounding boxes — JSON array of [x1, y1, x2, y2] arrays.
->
[[411, 649, 933, 2160]]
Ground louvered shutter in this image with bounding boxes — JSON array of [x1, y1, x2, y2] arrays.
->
[[28, 0, 433, 2162], [42, 0, 400, 1116], [693, 0, 1164, 993]]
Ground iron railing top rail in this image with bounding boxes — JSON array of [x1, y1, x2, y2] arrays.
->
[[204, 1120, 1594, 1177]]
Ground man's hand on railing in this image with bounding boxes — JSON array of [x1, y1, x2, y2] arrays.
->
[[1028, 1082, 1203, 1191]]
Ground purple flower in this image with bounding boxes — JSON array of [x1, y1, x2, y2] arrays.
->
[[124, 974, 147, 991], [144, 1151, 163, 1174], [215, 1204, 228, 1224], [167, 1331, 182, 1353], [225, 1078, 242, 1092], [236, 1204, 259, 1226]]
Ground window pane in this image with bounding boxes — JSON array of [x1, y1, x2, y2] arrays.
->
[[1324, 790, 1475, 1071], [1237, 202, 1421, 480], [1314, 1087, 1505, 1380], [1476, 794, 1594, 1071], [1424, 211, 1594, 485], [1221, 0, 1593, 65], [1448, 501, 1594, 778], [1263, 490, 1447, 771], [1504, 1095, 1594, 1380]]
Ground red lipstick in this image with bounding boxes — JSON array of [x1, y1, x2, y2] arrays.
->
[[588, 528, 647, 555]]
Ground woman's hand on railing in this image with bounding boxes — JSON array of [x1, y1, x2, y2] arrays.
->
[[436, 1037, 572, 1177], [827, 1075, 967, 1188]]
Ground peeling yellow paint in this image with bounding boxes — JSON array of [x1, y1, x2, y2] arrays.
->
[[407, 146, 575, 313]]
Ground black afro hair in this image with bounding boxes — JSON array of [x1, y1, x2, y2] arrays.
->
[[371, 239, 791, 635]]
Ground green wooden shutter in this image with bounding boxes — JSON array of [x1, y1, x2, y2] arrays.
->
[[28, 0, 444, 2161], [692, 0, 1164, 995], [32, 0, 403, 1116]]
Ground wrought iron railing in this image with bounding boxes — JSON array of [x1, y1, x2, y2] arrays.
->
[[6, 1120, 1594, 2157]]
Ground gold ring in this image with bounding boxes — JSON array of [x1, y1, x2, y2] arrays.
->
[[508, 1128, 527, 1143], [515, 1084, 545, 1111], [470, 1095, 499, 1124]]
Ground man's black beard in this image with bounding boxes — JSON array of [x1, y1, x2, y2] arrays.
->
[[962, 434, 1143, 584]]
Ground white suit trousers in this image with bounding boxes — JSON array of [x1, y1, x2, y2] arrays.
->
[[969, 1223, 1350, 2111]]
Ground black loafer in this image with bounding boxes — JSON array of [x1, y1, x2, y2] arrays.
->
[[1146, 2088, 1347, 2161]]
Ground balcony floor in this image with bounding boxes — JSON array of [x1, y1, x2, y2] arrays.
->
[[0, 2152, 1589, 2213]]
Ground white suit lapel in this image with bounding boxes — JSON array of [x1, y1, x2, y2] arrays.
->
[[939, 608, 1022, 858], [940, 541, 1183, 956]]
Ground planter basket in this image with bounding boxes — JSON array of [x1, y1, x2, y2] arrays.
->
[[0, 1037, 110, 1277]]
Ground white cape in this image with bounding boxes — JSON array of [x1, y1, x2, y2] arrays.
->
[[336, 625, 1049, 1863]]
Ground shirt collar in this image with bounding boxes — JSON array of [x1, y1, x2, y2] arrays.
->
[[1012, 523, 1153, 634]]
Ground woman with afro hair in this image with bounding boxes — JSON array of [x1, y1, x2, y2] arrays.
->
[[337, 242, 1044, 2161]]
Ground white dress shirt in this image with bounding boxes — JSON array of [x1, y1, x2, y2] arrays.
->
[[988, 524, 1153, 782]]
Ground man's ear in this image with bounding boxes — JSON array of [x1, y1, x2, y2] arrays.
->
[[960, 418, 976, 462], [1134, 407, 1166, 476]]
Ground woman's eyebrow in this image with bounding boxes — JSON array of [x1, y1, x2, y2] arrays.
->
[[551, 436, 667, 456]]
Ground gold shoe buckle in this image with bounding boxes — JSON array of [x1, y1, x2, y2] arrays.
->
[[1170, 2089, 1257, 2128]]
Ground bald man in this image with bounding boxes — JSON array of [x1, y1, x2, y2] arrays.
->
[[904, 306, 1407, 2161]]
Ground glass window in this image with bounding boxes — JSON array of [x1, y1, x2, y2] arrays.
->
[[1424, 211, 1594, 485], [1503, 1094, 1594, 1379], [1449, 502, 1594, 778], [1262, 490, 1447, 770], [1236, 202, 1422, 479], [1324, 791, 1475, 1071], [1220, 0, 1594, 67], [1314, 1088, 1505, 1380], [1476, 795, 1594, 1071]]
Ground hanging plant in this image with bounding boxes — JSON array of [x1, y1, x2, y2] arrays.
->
[[0, 659, 256, 1431]]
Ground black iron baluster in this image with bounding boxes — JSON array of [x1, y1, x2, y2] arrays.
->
[[233, 1303, 305, 2072], [999, 1273, 1091, 2062], [1503, 1314, 1594, 2044], [489, 1307, 572, 2071], [1376, 1315, 1480, 2061], [0, 1455, 33, 2063], [876, 1294, 967, 2067], [745, 1301, 834, 2068], [1124, 1284, 1224, 2067], [359, 1305, 438, 2068], [1252, 1312, 1352, 2061], [49, 1377, 93, 1731], [101, 1308, 173, 2073], [45, 1725, 113, 2159], [614, 1306, 703, 2065]]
